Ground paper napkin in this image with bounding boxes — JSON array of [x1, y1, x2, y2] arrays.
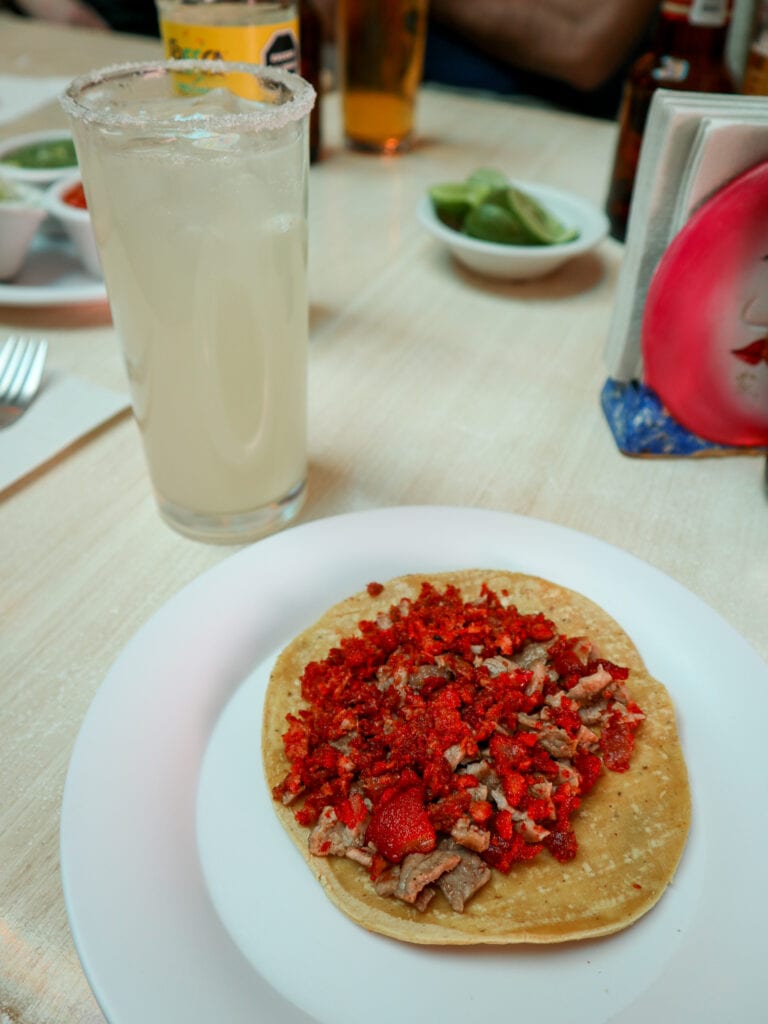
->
[[0, 74, 71, 127], [0, 370, 130, 493]]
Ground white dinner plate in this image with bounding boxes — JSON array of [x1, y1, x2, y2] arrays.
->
[[0, 230, 106, 306], [60, 506, 767, 1024]]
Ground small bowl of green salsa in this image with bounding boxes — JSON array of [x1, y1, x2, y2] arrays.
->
[[0, 129, 78, 186]]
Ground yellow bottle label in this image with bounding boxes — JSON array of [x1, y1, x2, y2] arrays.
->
[[160, 18, 299, 97]]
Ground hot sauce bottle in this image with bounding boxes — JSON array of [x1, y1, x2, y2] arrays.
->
[[605, 0, 735, 241]]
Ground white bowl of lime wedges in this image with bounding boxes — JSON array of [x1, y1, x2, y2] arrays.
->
[[419, 169, 609, 281]]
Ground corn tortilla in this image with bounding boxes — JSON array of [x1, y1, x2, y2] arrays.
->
[[261, 570, 691, 945]]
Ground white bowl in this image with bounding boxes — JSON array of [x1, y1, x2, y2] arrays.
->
[[45, 173, 101, 277], [0, 129, 79, 187], [0, 177, 47, 280], [418, 181, 609, 281]]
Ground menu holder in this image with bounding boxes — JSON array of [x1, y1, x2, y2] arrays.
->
[[602, 89, 768, 457]]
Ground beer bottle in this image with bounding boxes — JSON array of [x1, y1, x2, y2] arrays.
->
[[605, 0, 735, 242], [741, 1, 768, 95], [299, 0, 323, 162]]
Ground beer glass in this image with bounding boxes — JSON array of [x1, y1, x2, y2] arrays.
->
[[338, 0, 429, 154], [62, 61, 315, 543]]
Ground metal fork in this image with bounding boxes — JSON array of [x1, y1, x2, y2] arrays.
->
[[0, 336, 49, 428]]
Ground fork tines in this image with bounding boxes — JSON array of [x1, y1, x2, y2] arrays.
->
[[0, 336, 48, 424]]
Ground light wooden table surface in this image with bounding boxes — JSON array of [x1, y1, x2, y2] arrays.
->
[[1, 13, 766, 1024]]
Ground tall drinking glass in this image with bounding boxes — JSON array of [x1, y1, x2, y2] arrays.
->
[[338, 0, 429, 154], [61, 61, 315, 543]]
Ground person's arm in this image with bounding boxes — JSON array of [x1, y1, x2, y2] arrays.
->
[[11, 0, 109, 28], [429, 0, 659, 92]]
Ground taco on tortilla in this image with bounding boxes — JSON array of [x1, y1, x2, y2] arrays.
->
[[262, 571, 690, 945]]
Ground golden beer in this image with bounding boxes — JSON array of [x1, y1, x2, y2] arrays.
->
[[339, 0, 429, 153]]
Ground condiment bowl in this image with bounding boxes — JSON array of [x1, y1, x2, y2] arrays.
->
[[45, 173, 101, 277], [0, 176, 47, 280], [0, 128, 79, 188], [418, 181, 609, 281]]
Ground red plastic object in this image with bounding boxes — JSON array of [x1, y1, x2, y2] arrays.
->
[[642, 160, 768, 446]]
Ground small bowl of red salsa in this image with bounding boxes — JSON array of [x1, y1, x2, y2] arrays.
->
[[45, 173, 101, 277], [62, 181, 87, 210]]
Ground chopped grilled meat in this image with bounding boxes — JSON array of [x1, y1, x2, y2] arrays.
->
[[373, 866, 401, 898], [513, 811, 551, 843], [611, 682, 632, 705], [444, 743, 465, 770], [450, 815, 491, 852], [435, 840, 492, 912], [414, 886, 437, 912], [512, 642, 551, 669], [372, 859, 439, 910], [281, 786, 304, 805], [528, 779, 553, 800], [345, 847, 373, 867], [435, 652, 475, 679], [572, 637, 593, 665], [308, 806, 367, 857], [464, 760, 500, 787], [554, 760, 581, 787], [612, 703, 646, 726], [396, 849, 462, 905], [410, 664, 453, 689], [576, 724, 599, 749], [538, 726, 577, 760], [578, 699, 607, 725], [525, 659, 550, 695], [483, 655, 517, 677], [489, 786, 511, 811], [568, 665, 613, 703], [329, 730, 357, 754]]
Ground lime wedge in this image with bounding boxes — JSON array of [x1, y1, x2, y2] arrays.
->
[[480, 187, 514, 211], [465, 168, 509, 191], [462, 202, 530, 245], [504, 187, 579, 244], [429, 182, 486, 230]]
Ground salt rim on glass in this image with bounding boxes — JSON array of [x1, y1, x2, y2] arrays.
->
[[59, 59, 316, 132]]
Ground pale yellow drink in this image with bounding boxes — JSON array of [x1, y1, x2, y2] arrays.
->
[[62, 62, 315, 542]]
